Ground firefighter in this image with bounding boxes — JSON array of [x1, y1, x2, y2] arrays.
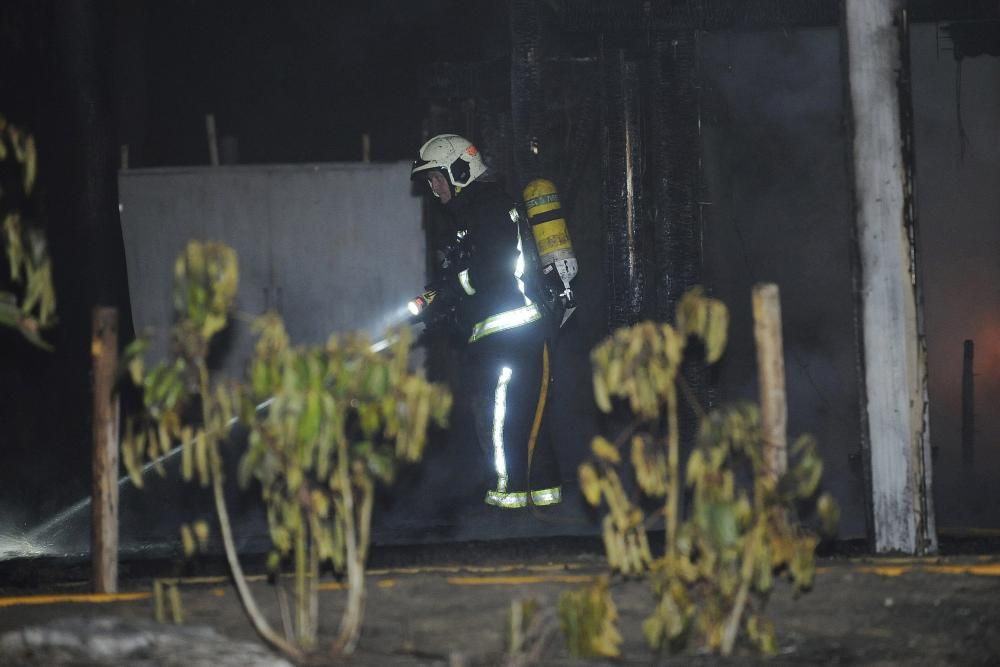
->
[[410, 133, 561, 509]]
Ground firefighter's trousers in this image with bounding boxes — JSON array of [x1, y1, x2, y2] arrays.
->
[[463, 321, 561, 508]]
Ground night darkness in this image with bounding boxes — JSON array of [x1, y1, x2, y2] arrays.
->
[[1, 0, 999, 559]]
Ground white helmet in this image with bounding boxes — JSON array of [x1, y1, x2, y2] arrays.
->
[[411, 134, 487, 189]]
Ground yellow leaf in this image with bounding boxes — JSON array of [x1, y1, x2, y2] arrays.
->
[[558, 576, 622, 658], [193, 520, 210, 548], [128, 355, 144, 386], [662, 323, 683, 371], [311, 490, 329, 518], [180, 523, 195, 557], [817, 492, 840, 536], [3, 214, 23, 282], [601, 516, 621, 569], [676, 287, 707, 339], [288, 465, 303, 493], [122, 428, 144, 489], [704, 298, 729, 363], [22, 134, 36, 196], [201, 313, 227, 340], [747, 615, 778, 655], [178, 426, 191, 481], [685, 448, 705, 486], [591, 436, 620, 464], [657, 592, 686, 641], [271, 525, 290, 553], [195, 429, 209, 486], [606, 357, 623, 393], [642, 615, 664, 649], [593, 372, 611, 413], [578, 463, 601, 506], [790, 535, 818, 591], [770, 530, 795, 568]]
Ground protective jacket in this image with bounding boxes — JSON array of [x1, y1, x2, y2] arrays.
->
[[442, 180, 541, 341], [438, 179, 562, 508]]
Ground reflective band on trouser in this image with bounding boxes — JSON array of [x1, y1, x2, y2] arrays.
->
[[485, 486, 562, 508], [468, 304, 542, 343], [491, 367, 513, 493], [458, 269, 476, 295]]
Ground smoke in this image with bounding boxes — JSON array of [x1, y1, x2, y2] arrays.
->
[[699, 27, 864, 537], [911, 25, 1000, 528]]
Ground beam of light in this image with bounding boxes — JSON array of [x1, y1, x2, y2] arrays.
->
[[365, 302, 419, 340]]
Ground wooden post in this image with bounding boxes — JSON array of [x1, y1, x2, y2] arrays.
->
[[91, 307, 120, 593], [361, 133, 371, 163], [205, 113, 219, 166], [752, 284, 787, 482], [961, 340, 974, 469], [844, 0, 936, 554]]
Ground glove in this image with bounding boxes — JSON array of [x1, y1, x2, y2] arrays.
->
[[409, 278, 461, 332]]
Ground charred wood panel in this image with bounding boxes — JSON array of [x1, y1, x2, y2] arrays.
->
[[600, 46, 646, 330]]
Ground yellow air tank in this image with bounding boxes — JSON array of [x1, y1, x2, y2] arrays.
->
[[522, 179, 578, 320]]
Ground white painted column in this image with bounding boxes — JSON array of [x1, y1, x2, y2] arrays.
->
[[844, 0, 936, 554]]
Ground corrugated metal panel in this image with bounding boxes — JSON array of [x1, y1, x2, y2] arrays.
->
[[119, 162, 424, 378]]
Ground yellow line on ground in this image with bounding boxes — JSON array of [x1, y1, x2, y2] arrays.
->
[[858, 566, 907, 577], [317, 581, 347, 591], [2, 559, 998, 610], [315, 579, 397, 592], [849, 556, 943, 565], [447, 574, 594, 586], [925, 563, 1000, 576], [0, 591, 151, 608], [852, 563, 1000, 577]]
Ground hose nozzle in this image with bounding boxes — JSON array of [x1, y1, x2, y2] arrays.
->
[[407, 290, 437, 318]]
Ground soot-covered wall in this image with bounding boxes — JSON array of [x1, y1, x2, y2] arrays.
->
[[699, 28, 866, 538], [912, 24, 1000, 531]]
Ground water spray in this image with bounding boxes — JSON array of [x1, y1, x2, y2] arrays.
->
[[8, 294, 434, 561], [10, 397, 276, 560]]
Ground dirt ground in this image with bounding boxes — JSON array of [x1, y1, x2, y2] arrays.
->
[[0, 541, 998, 666]]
